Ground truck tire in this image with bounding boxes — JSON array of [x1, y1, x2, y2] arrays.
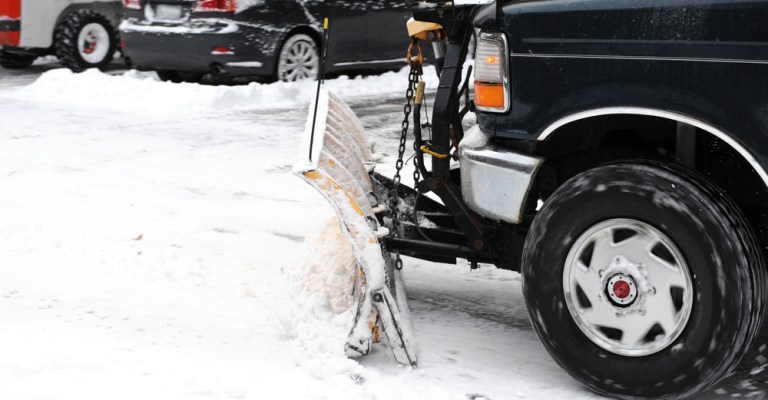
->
[[0, 51, 36, 69], [522, 161, 766, 399], [54, 10, 116, 72]]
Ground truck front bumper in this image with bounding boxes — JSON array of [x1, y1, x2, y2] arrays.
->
[[459, 125, 544, 224]]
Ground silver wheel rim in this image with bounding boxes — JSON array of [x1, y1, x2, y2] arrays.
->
[[278, 37, 318, 82], [77, 23, 110, 65], [563, 218, 693, 357]]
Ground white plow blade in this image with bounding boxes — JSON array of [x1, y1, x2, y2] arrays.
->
[[294, 86, 417, 366]]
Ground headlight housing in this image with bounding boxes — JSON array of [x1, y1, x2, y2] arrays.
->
[[474, 31, 509, 113]]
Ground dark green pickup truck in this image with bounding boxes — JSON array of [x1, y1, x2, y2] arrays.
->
[[400, 1, 768, 398]]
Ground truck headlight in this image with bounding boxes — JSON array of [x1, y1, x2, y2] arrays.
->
[[474, 31, 509, 113]]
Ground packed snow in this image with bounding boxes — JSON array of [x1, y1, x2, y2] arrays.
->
[[0, 66, 758, 399], [236, 0, 265, 13]]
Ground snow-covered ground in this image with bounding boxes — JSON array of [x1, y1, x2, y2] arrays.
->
[[0, 67, 761, 399]]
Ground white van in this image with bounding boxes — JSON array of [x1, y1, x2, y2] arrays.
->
[[0, 0, 121, 70]]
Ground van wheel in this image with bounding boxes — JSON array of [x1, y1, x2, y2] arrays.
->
[[523, 161, 766, 399], [0, 51, 36, 69], [276, 33, 319, 82], [55, 10, 116, 72]]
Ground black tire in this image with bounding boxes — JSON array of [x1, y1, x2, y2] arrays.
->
[[54, 10, 116, 72], [156, 70, 204, 84], [0, 51, 37, 69], [523, 161, 766, 399]]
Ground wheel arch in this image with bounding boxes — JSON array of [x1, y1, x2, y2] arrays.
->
[[54, 3, 122, 31], [538, 107, 768, 187], [17, 0, 120, 49], [287, 26, 322, 46], [276, 26, 322, 57], [534, 107, 768, 255]]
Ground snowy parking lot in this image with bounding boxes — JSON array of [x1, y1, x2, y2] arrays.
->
[[0, 62, 765, 399]]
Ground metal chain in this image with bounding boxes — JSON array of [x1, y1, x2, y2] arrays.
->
[[412, 138, 422, 189], [390, 60, 422, 270], [390, 67, 419, 233]]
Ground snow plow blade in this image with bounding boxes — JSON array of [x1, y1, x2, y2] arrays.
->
[[294, 86, 418, 366]]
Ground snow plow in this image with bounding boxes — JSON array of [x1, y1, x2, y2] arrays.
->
[[293, 7, 494, 365], [293, 86, 418, 365], [297, 0, 768, 399]]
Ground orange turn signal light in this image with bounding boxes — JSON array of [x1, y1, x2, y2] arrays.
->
[[474, 81, 506, 109]]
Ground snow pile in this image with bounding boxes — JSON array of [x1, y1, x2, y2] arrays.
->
[[459, 124, 492, 149], [274, 219, 388, 396], [8, 66, 446, 114], [278, 219, 358, 362], [9, 69, 304, 112], [0, 61, 616, 400]]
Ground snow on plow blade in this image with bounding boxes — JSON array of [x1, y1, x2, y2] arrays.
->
[[293, 86, 418, 366]]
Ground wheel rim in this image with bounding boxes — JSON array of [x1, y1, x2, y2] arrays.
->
[[77, 23, 110, 65], [278, 38, 318, 82], [562, 218, 694, 357]]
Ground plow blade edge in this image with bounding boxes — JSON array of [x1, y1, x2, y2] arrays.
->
[[293, 86, 418, 366]]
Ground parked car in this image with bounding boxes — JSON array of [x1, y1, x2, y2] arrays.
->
[[120, 0, 419, 82], [0, 0, 122, 71]]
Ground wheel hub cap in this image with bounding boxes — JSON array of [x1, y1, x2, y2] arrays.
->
[[279, 39, 318, 82], [77, 23, 110, 65], [607, 274, 636, 306], [563, 219, 694, 357], [83, 35, 97, 54]]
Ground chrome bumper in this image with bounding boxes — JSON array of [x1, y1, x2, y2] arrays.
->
[[459, 126, 543, 224]]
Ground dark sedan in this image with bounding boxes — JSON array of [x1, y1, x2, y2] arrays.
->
[[120, 0, 416, 82]]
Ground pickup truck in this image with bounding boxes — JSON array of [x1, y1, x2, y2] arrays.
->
[[0, 0, 121, 70], [320, 0, 768, 398], [447, 0, 768, 398]]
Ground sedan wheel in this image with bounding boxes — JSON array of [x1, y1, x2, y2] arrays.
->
[[277, 34, 319, 82]]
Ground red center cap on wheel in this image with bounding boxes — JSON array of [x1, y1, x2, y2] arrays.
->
[[613, 280, 631, 299]]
